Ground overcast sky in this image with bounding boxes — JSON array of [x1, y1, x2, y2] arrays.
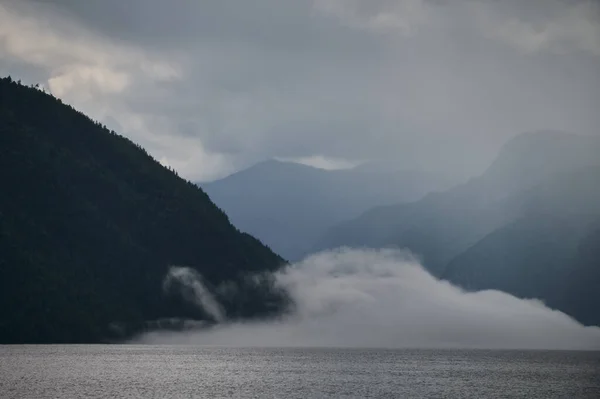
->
[[1, 0, 599, 181]]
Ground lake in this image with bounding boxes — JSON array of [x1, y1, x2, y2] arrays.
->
[[1, 345, 599, 398]]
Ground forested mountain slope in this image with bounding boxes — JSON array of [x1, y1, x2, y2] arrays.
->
[[0, 77, 287, 343]]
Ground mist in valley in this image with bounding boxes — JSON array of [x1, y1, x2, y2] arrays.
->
[[135, 249, 600, 350]]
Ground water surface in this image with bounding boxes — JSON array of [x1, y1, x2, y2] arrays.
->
[[1, 345, 599, 398]]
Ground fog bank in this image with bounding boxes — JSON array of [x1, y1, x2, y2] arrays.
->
[[135, 249, 600, 350]]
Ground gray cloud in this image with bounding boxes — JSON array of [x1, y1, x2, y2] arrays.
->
[[1, 0, 599, 180], [135, 249, 600, 349]]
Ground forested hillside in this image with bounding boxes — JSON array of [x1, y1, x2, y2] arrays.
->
[[0, 77, 288, 344]]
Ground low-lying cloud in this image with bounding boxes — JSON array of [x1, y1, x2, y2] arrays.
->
[[163, 266, 225, 322], [135, 249, 600, 350]]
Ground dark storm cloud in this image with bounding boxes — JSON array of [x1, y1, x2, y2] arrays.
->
[[2, 0, 600, 180]]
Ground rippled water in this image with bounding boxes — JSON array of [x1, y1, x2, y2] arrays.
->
[[1, 346, 599, 398]]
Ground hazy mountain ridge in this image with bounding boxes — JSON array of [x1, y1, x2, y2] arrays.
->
[[201, 159, 456, 261], [315, 132, 600, 325], [316, 131, 600, 259], [0, 77, 288, 344], [558, 225, 600, 326], [442, 166, 600, 325]]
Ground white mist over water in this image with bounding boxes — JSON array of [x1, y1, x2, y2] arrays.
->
[[138, 249, 600, 350]]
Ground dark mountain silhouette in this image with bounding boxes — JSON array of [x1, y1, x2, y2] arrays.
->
[[0, 77, 288, 344], [316, 132, 600, 325], [201, 159, 455, 261]]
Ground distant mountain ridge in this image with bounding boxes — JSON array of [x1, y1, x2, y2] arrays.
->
[[315, 131, 600, 325], [201, 159, 456, 261], [0, 77, 288, 344]]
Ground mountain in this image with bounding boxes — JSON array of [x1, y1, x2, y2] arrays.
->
[[201, 160, 455, 261], [0, 77, 288, 344], [316, 131, 600, 274], [442, 167, 600, 324], [558, 224, 600, 326], [315, 131, 600, 325]]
